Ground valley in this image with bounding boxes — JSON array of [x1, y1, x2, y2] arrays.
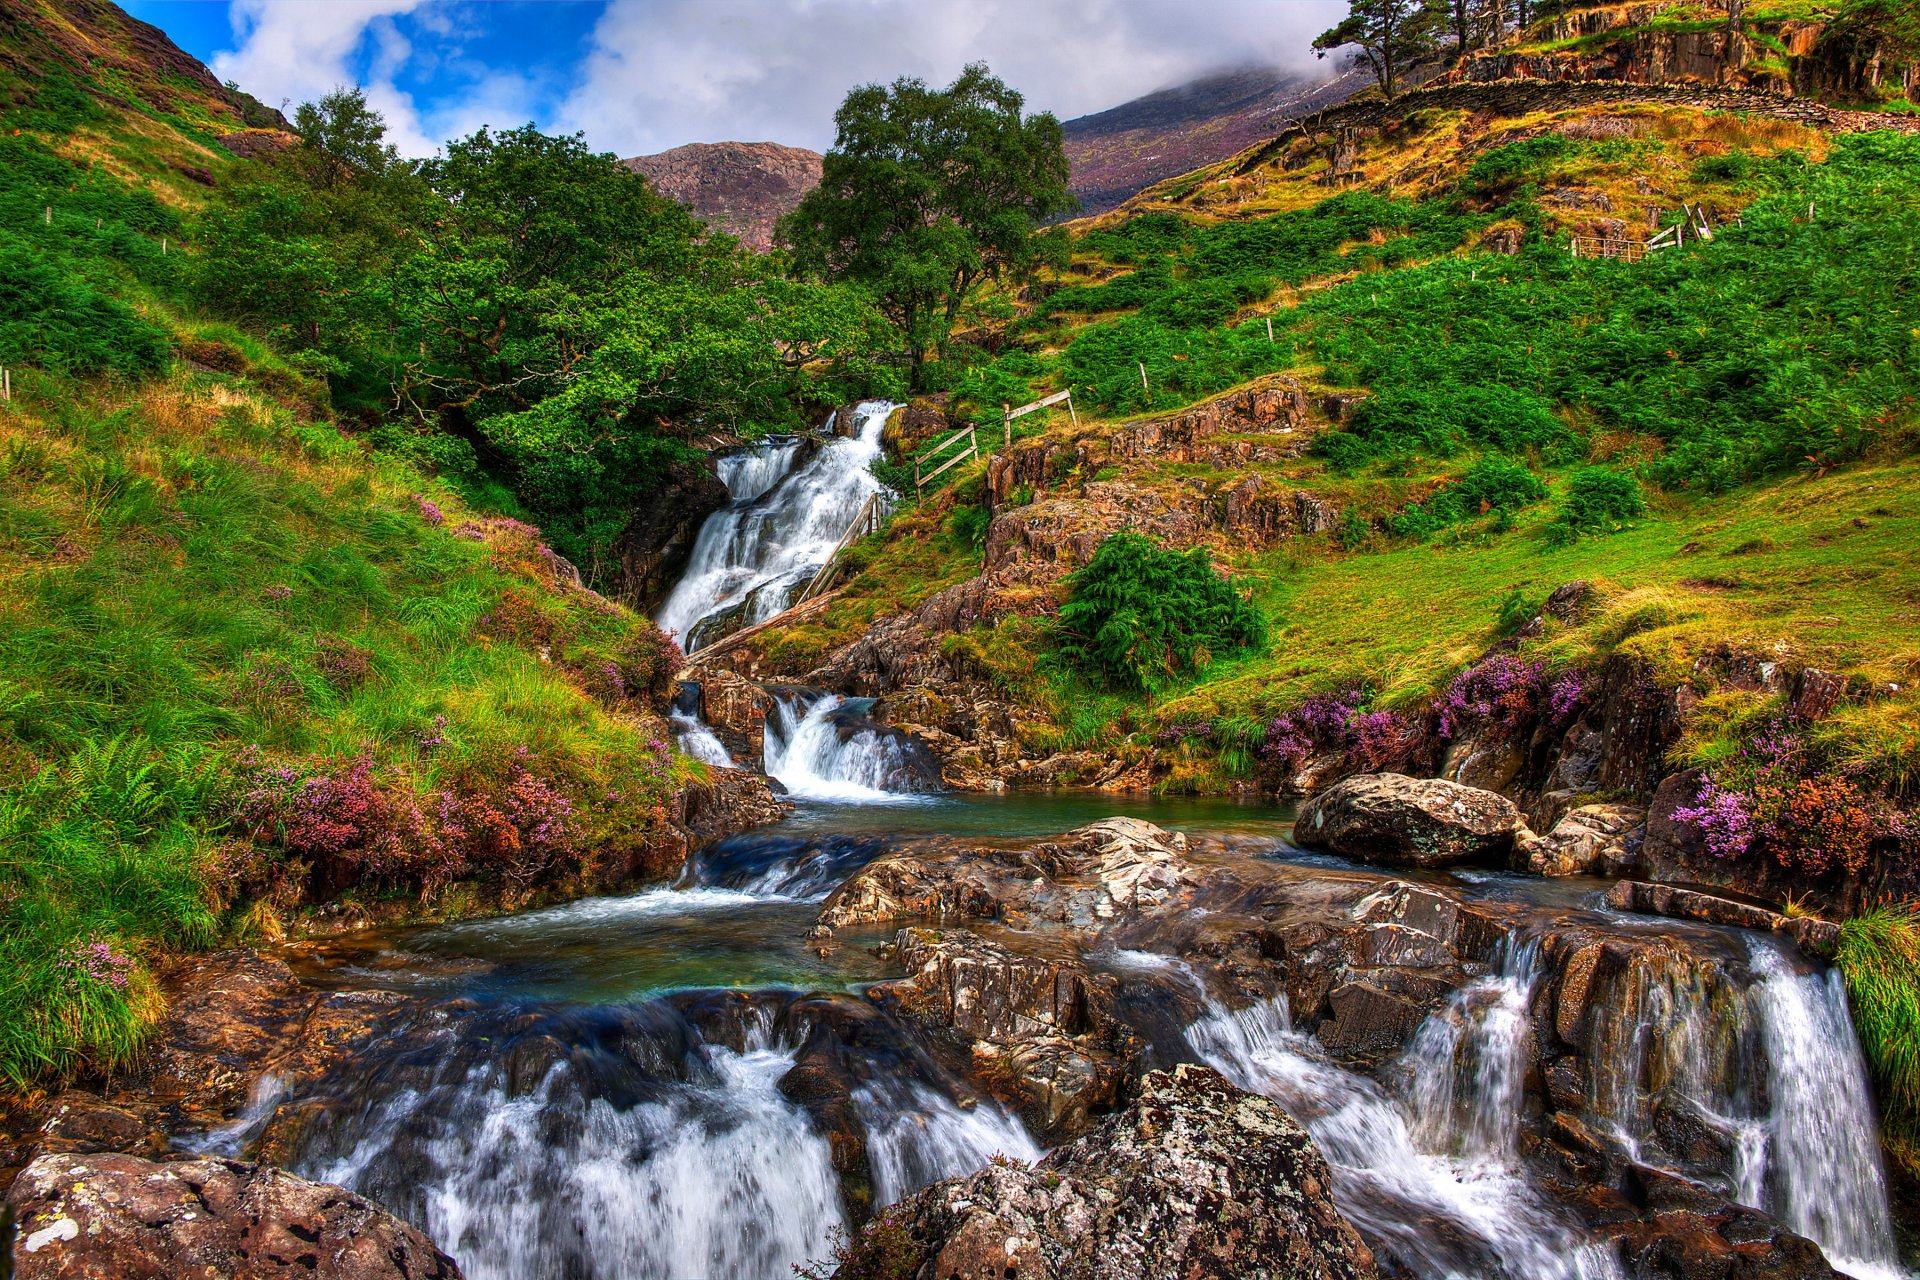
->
[[1, 0, 1917, 1277]]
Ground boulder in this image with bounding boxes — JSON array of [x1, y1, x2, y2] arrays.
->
[[6, 1152, 461, 1279], [1294, 773, 1529, 868], [826, 1064, 1378, 1280], [1519, 803, 1647, 877]]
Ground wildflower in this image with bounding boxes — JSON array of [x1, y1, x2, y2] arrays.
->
[[57, 938, 136, 992], [412, 494, 445, 526]]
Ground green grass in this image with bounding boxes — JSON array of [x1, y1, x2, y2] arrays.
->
[[0, 374, 690, 1086], [1837, 905, 1920, 1167]]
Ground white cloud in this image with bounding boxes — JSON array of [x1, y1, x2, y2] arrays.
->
[[210, 0, 441, 155], [557, 0, 1350, 157]]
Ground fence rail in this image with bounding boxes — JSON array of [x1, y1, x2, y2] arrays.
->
[[913, 425, 978, 495], [794, 491, 885, 605], [1569, 236, 1649, 262]]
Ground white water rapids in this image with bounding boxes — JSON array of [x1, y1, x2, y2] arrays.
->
[[657, 402, 896, 652], [762, 693, 940, 803], [1192, 944, 1627, 1280], [1192, 934, 1907, 1280]]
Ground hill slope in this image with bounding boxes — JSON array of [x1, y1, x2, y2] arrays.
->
[[621, 140, 823, 251], [1061, 64, 1371, 215]]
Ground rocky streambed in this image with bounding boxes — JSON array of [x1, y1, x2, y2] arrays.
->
[[3, 793, 1908, 1280]]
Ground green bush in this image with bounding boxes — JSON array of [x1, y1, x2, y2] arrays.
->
[[1553, 466, 1645, 537], [1390, 455, 1548, 539], [1056, 531, 1266, 691]]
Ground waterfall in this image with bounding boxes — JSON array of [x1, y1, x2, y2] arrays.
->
[[669, 684, 735, 769], [1191, 993, 1625, 1280], [296, 1016, 845, 1280], [762, 693, 942, 803], [1404, 938, 1540, 1163], [854, 1077, 1042, 1207], [1746, 940, 1903, 1280], [658, 402, 896, 652], [1575, 935, 1903, 1280]]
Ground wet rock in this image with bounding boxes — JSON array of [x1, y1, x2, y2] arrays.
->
[[124, 950, 408, 1131], [829, 1064, 1378, 1280], [30, 1094, 168, 1161], [1520, 803, 1647, 877], [615, 459, 729, 609], [1605, 881, 1840, 960], [1294, 773, 1530, 868], [6, 1152, 461, 1279], [817, 819, 1201, 932]]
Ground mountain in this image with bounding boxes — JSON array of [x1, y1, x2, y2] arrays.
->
[[1061, 64, 1372, 216], [621, 141, 823, 251]]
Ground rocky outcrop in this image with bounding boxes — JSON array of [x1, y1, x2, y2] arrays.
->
[[615, 460, 729, 609], [1294, 773, 1530, 868], [6, 1152, 461, 1279], [879, 929, 1132, 1138], [1519, 803, 1646, 877], [818, 818, 1200, 932], [619, 141, 823, 252], [828, 1064, 1379, 1280], [1606, 880, 1840, 958]]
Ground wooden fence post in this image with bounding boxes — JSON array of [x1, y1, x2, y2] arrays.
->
[[1265, 316, 1274, 344], [2, 368, 10, 402], [1003, 403, 1011, 448], [1066, 391, 1078, 428], [44, 206, 51, 225], [1138, 361, 1149, 394]]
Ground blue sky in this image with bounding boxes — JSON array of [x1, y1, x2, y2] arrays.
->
[[120, 0, 1346, 158]]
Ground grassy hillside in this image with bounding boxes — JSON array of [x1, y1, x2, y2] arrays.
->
[[0, 45, 695, 1088], [783, 108, 1920, 778]]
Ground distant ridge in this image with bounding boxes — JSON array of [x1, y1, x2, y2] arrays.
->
[[1062, 64, 1372, 216], [621, 141, 823, 251]]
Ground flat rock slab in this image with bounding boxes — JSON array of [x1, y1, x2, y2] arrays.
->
[[6, 1152, 461, 1279]]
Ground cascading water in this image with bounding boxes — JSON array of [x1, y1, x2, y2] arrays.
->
[[669, 683, 735, 769], [293, 1008, 847, 1280], [1746, 940, 1903, 1280], [658, 402, 896, 652], [1574, 934, 1904, 1280], [853, 1076, 1042, 1207], [762, 693, 943, 803], [1192, 967, 1627, 1280]]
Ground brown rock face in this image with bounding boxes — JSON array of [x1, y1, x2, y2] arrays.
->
[[6, 1153, 461, 1279], [830, 1064, 1378, 1280], [620, 141, 823, 251], [1294, 773, 1530, 868]]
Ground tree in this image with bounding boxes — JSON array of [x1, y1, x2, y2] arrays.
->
[[1313, 0, 1446, 100], [377, 124, 897, 577], [293, 86, 402, 191], [779, 63, 1074, 390]]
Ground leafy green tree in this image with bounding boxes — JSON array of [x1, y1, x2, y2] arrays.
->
[[378, 124, 896, 576], [1314, 0, 1446, 99], [293, 86, 403, 191], [780, 63, 1074, 390]]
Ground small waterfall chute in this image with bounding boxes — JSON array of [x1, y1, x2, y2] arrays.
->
[[762, 692, 943, 804], [1746, 939, 1903, 1280], [669, 683, 735, 769], [1191, 994, 1626, 1280], [853, 1076, 1041, 1207], [658, 402, 897, 652]]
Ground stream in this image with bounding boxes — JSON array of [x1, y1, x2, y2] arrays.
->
[[202, 417, 1910, 1280]]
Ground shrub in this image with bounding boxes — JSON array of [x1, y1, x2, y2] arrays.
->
[[1056, 532, 1266, 692], [1552, 467, 1645, 538]]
